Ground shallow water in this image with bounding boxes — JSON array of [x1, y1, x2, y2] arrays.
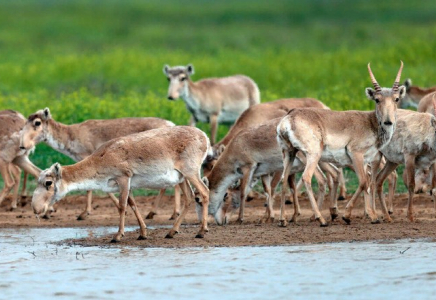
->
[[1, 227, 436, 300]]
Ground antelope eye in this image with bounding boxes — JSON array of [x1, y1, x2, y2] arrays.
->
[[375, 99, 380, 104], [180, 77, 186, 81], [35, 121, 41, 126], [395, 98, 400, 102]]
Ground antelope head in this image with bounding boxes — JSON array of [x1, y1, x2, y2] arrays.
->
[[163, 64, 194, 100], [20, 108, 52, 151], [32, 163, 62, 217], [365, 61, 406, 142]]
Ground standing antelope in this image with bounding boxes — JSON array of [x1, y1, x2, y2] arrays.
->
[[31, 126, 211, 242], [20, 108, 181, 220], [202, 97, 348, 201], [374, 107, 436, 222], [277, 62, 405, 226], [202, 118, 339, 226], [163, 64, 260, 144], [0, 110, 41, 209], [400, 79, 436, 108]]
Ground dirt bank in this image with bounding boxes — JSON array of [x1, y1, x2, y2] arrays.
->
[[1, 192, 436, 248]]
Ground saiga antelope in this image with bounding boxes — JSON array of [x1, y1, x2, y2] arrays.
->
[[202, 118, 339, 226], [20, 108, 181, 220], [0, 110, 41, 209], [31, 126, 211, 242], [400, 79, 436, 108], [374, 94, 436, 222], [163, 64, 260, 144], [277, 62, 405, 226], [203, 97, 348, 201]]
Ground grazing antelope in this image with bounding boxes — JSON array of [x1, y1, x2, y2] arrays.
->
[[400, 79, 436, 108], [374, 107, 436, 222], [202, 118, 339, 226], [277, 62, 405, 226], [203, 97, 348, 201], [31, 126, 211, 242], [0, 110, 41, 209], [163, 64, 260, 144], [20, 108, 180, 220]]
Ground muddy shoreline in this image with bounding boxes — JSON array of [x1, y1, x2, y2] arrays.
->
[[1, 192, 436, 248]]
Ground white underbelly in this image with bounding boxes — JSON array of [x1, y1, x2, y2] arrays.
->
[[130, 169, 183, 190], [321, 147, 352, 167]]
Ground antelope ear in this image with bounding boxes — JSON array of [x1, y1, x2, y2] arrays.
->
[[404, 78, 412, 91], [163, 64, 169, 76], [398, 85, 407, 99], [43, 108, 52, 120], [52, 163, 62, 180], [365, 88, 377, 101], [202, 176, 209, 188], [218, 144, 226, 155], [186, 64, 195, 76]]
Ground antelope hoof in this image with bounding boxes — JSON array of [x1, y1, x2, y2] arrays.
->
[[388, 210, 393, 215], [338, 195, 346, 201], [331, 213, 339, 221], [195, 232, 205, 239], [236, 218, 244, 225], [9, 206, 17, 212], [145, 211, 156, 220], [165, 230, 178, 239], [371, 219, 381, 224], [290, 215, 298, 223], [169, 212, 180, 220], [285, 200, 293, 205], [320, 223, 329, 227], [42, 214, 51, 220], [77, 212, 89, 221], [137, 235, 147, 240], [279, 220, 288, 227], [342, 216, 351, 225], [111, 233, 124, 243]]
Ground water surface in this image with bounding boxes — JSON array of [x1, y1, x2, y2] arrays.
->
[[1, 227, 435, 300]]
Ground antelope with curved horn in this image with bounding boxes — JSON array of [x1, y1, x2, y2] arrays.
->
[[163, 64, 260, 144], [277, 61, 405, 226], [374, 94, 436, 221], [400, 79, 436, 109], [31, 126, 211, 242], [20, 108, 181, 220], [0, 110, 41, 209]]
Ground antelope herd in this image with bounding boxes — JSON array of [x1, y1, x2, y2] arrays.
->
[[1, 62, 436, 243]]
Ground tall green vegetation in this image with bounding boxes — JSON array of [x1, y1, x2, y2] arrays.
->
[[1, 0, 435, 193]]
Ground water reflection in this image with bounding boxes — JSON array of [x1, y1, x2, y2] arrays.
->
[[1, 227, 436, 300]]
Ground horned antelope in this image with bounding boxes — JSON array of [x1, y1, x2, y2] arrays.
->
[[163, 64, 260, 144], [0, 110, 41, 209], [277, 61, 405, 226], [202, 97, 348, 201], [31, 126, 211, 242], [202, 118, 339, 226], [20, 108, 181, 220], [374, 106, 436, 222], [400, 79, 436, 108]]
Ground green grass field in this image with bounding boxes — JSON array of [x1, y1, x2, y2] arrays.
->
[[1, 0, 436, 195]]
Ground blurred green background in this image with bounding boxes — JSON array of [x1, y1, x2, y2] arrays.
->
[[1, 0, 436, 196]]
